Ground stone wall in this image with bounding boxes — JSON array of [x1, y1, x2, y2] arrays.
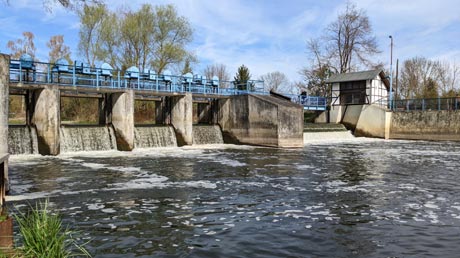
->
[[389, 110, 460, 141]]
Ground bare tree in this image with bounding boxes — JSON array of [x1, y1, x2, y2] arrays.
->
[[438, 61, 459, 96], [203, 63, 231, 87], [259, 71, 289, 93], [399, 57, 443, 99], [326, 1, 380, 73], [299, 39, 332, 96], [6, 31, 37, 60], [47, 35, 71, 64]]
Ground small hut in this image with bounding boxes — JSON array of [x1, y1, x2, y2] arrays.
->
[[326, 69, 390, 107]]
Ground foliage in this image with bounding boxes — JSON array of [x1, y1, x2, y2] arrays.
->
[[14, 200, 90, 257], [78, 3, 193, 73], [151, 5, 194, 73], [398, 57, 459, 99], [134, 100, 156, 124], [234, 65, 252, 90], [6, 32, 37, 60], [259, 71, 289, 93], [8, 95, 26, 124], [47, 35, 71, 64], [61, 97, 99, 124], [77, 3, 109, 67]]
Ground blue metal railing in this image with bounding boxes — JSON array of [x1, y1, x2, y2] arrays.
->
[[287, 94, 327, 110], [392, 97, 460, 112], [8, 59, 266, 96]]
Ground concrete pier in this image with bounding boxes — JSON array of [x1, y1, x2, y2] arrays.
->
[[112, 90, 135, 151], [170, 93, 193, 146], [32, 86, 61, 155], [218, 94, 304, 148], [0, 54, 9, 154]]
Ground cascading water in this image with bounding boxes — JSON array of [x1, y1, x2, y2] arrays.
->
[[8, 125, 39, 154], [192, 125, 224, 145], [134, 126, 177, 148], [60, 125, 117, 153]]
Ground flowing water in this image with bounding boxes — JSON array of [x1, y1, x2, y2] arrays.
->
[[8, 125, 39, 154], [135, 126, 177, 148], [193, 125, 224, 145], [60, 125, 117, 153], [7, 139, 460, 257]]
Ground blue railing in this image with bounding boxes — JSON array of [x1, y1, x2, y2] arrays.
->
[[9, 59, 266, 96], [392, 97, 460, 112], [287, 94, 327, 110]]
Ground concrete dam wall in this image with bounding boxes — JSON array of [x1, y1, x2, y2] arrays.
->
[[0, 53, 304, 154], [389, 110, 460, 141], [218, 94, 304, 148]]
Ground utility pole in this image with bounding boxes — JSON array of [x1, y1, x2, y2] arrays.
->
[[395, 59, 399, 101], [389, 35, 393, 110]]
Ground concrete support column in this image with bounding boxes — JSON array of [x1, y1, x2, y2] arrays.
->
[[171, 93, 193, 146], [32, 86, 60, 155], [112, 90, 134, 151], [0, 54, 9, 154]]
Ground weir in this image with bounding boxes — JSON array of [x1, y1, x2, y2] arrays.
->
[[8, 125, 38, 154], [193, 125, 224, 145], [134, 126, 177, 148], [0, 53, 305, 155], [60, 125, 117, 153]]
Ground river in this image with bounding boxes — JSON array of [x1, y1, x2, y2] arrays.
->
[[7, 138, 460, 257]]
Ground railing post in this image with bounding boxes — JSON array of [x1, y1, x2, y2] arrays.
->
[[47, 63, 51, 83], [72, 64, 76, 87], [156, 76, 159, 91], [19, 61, 22, 83], [422, 99, 425, 111], [438, 97, 441, 111], [137, 75, 140, 90], [96, 70, 99, 89]]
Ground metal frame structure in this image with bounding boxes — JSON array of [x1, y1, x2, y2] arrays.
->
[[9, 59, 266, 96], [393, 97, 460, 112]]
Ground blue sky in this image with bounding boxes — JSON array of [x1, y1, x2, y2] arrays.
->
[[1, 0, 459, 82]]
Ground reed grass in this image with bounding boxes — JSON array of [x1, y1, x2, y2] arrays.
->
[[14, 200, 90, 258]]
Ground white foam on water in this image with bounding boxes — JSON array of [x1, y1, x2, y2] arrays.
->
[[177, 181, 217, 189], [87, 203, 105, 210]]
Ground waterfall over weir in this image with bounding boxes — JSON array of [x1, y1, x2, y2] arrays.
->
[[193, 125, 224, 145], [60, 125, 117, 153], [134, 126, 177, 148], [8, 125, 39, 155]]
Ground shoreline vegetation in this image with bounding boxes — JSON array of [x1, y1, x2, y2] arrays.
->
[[0, 200, 90, 258]]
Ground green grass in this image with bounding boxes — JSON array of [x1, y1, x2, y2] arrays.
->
[[14, 200, 91, 258]]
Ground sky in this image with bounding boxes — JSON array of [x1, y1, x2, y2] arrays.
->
[[1, 0, 459, 83]]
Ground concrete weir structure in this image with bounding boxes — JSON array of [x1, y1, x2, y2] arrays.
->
[[219, 94, 304, 147], [0, 54, 304, 155]]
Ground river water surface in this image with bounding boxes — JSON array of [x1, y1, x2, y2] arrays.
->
[[7, 139, 460, 257]]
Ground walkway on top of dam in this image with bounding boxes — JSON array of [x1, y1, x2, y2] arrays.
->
[[8, 58, 265, 99], [7, 57, 327, 109]]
